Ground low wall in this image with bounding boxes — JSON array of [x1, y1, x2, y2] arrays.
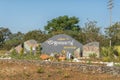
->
[[0, 59, 120, 76]]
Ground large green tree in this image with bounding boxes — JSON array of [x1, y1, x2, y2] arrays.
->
[[45, 15, 80, 33], [24, 30, 48, 43], [0, 27, 11, 48]]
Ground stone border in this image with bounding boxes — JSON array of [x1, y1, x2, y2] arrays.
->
[[0, 59, 120, 76]]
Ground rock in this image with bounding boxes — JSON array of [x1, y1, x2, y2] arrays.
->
[[73, 58, 80, 62], [107, 62, 114, 67]]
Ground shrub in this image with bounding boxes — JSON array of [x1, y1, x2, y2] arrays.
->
[[36, 44, 41, 54], [101, 47, 120, 62], [63, 72, 70, 78], [102, 57, 111, 62], [10, 51, 40, 60], [114, 63, 120, 67], [89, 53, 97, 59], [47, 73, 51, 77], [23, 72, 30, 77], [37, 67, 44, 73], [11, 49, 17, 55], [86, 60, 92, 64], [20, 48, 24, 56], [56, 69, 63, 74]]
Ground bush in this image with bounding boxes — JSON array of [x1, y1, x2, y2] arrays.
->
[[102, 57, 111, 62], [63, 73, 70, 78], [86, 60, 92, 64], [20, 48, 24, 56], [114, 63, 120, 67], [89, 53, 97, 59], [101, 46, 120, 62], [9, 51, 40, 60], [37, 67, 44, 73]]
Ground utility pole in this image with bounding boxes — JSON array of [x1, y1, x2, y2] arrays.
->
[[108, 0, 113, 46], [108, 0, 113, 27]]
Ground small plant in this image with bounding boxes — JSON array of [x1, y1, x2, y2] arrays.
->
[[20, 48, 24, 56], [23, 72, 30, 77], [101, 47, 117, 62], [86, 60, 91, 64], [36, 44, 41, 54], [114, 63, 120, 67], [102, 57, 111, 62], [30, 46, 33, 55], [10, 49, 17, 55], [37, 67, 44, 73], [89, 53, 97, 59], [63, 72, 70, 78], [56, 69, 63, 74], [47, 73, 51, 77]]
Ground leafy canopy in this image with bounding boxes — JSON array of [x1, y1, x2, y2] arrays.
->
[[0, 27, 11, 48], [45, 15, 80, 33], [24, 30, 48, 43], [105, 22, 120, 45]]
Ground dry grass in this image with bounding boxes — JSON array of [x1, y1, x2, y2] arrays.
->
[[0, 50, 7, 54], [0, 60, 120, 80]]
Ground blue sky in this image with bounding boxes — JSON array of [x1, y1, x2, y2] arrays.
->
[[0, 0, 120, 33]]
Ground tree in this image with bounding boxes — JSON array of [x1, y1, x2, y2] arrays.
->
[[0, 31, 4, 47], [0, 27, 11, 48], [82, 20, 104, 46], [82, 21, 100, 42], [24, 30, 48, 43], [44, 15, 80, 33], [105, 22, 120, 46], [4, 32, 24, 50]]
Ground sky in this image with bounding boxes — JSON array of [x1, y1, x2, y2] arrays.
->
[[0, 0, 120, 33]]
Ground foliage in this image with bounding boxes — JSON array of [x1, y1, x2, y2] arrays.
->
[[1, 16, 120, 61], [89, 53, 97, 59], [3, 32, 24, 50], [63, 72, 70, 78], [101, 47, 114, 57], [24, 30, 48, 43], [10, 49, 18, 58], [20, 48, 24, 56], [105, 22, 120, 46], [82, 20, 103, 44], [0, 31, 4, 47], [56, 69, 63, 74], [23, 72, 30, 77], [114, 63, 120, 67], [9, 51, 40, 60], [45, 15, 80, 33], [30, 46, 33, 55], [47, 73, 51, 77], [0, 27, 11, 48], [37, 67, 44, 73], [102, 57, 111, 62], [114, 46, 120, 54], [101, 47, 119, 62], [0, 50, 7, 54], [86, 60, 92, 64], [36, 44, 41, 54]]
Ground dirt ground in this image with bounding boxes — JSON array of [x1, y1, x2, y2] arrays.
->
[[0, 60, 120, 80]]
